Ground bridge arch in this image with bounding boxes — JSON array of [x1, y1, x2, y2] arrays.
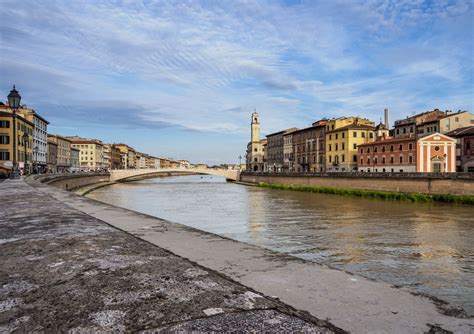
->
[[110, 168, 240, 182]]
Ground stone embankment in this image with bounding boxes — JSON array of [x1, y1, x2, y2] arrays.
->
[[0, 179, 337, 332], [240, 172, 474, 196], [2, 177, 474, 333]]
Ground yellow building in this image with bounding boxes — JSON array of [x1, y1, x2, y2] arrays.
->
[[114, 144, 136, 169], [325, 117, 375, 172], [66, 137, 105, 171], [0, 108, 33, 174], [47, 134, 72, 173]]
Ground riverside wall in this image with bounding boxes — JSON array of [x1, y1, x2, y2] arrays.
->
[[240, 172, 474, 195], [35, 173, 111, 191]]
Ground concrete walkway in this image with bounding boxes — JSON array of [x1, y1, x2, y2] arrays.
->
[[0, 180, 338, 332], [27, 178, 474, 333]]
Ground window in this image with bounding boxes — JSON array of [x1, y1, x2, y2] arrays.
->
[[342, 132, 345, 138], [361, 158, 364, 164], [335, 144, 338, 151], [383, 157, 386, 164], [362, 132, 365, 138], [353, 131, 357, 137], [329, 135, 332, 140], [0, 135, 9, 144], [254, 148, 257, 152], [329, 155, 332, 163], [335, 134, 338, 139], [367, 157, 371, 164], [353, 143, 357, 149], [399, 144, 403, 151], [409, 143, 413, 150], [390, 157, 393, 163], [382, 146, 385, 152], [342, 143, 345, 150], [0, 151, 10, 160], [353, 155, 357, 162], [367, 147, 370, 153], [399, 156, 403, 163], [374, 147, 378, 153], [341, 155, 345, 162], [390, 145, 394, 152], [329, 144, 332, 151], [0, 121, 10, 128], [369, 132, 373, 138], [396, 129, 400, 135], [410, 127, 414, 133], [374, 157, 378, 164], [403, 128, 406, 134], [409, 156, 413, 163]]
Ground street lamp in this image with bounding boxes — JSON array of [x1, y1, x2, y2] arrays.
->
[[33, 146, 38, 174], [238, 155, 242, 170], [22, 132, 29, 175], [7, 85, 21, 179]]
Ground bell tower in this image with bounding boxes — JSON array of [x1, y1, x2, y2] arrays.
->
[[251, 110, 260, 143]]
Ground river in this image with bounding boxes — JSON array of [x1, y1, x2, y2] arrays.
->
[[87, 175, 474, 316]]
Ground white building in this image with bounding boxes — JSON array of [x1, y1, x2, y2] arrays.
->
[[18, 107, 49, 173]]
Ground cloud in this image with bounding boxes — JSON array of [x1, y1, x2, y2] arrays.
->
[[0, 0, 472, 163]]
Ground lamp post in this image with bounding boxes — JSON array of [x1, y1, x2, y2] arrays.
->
[[22, 132, 29, 175], [7, 85, 21, 179], [238, 155, 242, 170], [33, 146, 38, 174]]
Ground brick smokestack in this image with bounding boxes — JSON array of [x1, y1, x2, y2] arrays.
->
[[384, 108, 389, 129]]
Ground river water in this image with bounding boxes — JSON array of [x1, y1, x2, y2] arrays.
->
[[87, 175, 474, 315]]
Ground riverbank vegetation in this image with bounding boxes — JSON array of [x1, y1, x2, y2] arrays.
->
[[256, 182, 474, 205]]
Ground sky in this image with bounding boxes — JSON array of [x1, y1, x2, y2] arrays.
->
[[1, 0, 473, 164]]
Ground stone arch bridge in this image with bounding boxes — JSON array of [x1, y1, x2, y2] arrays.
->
[[110, 168, 240, 182]]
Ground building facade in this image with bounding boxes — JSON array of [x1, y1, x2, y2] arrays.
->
[[0, 110, 33, 174], [292, 120, 326, 173], [417, 133, 456, 173], [70, 148, 80, 172], [358, 136, 417, 173], [325, 117, 375, 172], [266, 128, 297, 173], [47, 135, 71, 173], [109, 145, 122, 170], [17, 107, 49, 174], [246, 111, 266, 172], [283, 129, 297, 172], [446, 126, 474, 172], [67, 137, 105, 171], [47, 140, 58, 173]]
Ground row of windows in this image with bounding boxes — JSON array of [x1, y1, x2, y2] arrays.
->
[[328, 143, 359, 151], [328, 131, 373, 140], [328, 155, 358, 163], [362, 156, 413, 165], [361, 143, 414, 154], [0, 121, 10, 128]]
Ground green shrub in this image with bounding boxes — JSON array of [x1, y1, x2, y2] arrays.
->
[[256, 182, 474, 205]]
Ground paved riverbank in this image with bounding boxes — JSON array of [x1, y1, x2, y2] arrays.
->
[[0, 180, 338, 332]]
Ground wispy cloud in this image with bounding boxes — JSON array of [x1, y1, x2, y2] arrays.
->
[[0, 0, 472, 163]]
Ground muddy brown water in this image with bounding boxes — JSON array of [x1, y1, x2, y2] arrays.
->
[[87, 175, 474, 316]]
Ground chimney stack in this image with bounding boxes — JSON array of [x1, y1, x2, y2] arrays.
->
[[384, 108, 389, 129]]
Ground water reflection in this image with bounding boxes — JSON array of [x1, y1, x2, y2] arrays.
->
[[87, 175, 474, 315]]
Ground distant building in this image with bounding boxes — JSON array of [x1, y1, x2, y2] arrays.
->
[[417, 133, 456, 173], [266, 128, 297, 173], [325, 117, 375, 172], [246, 111, 266, 172], [109, 145, 122, 170], [358, 132, 456, 173], [15, 106, 49, 174], [70, 147, 80, 172], [114, 144, 136, 169], [178, 160, 191, 168], [47, 140, 58, 173], [283, 129, 298, 172], [47, 135, 71, 173], [66, 137, 105, 171], [393, 109, 473, 139], [293, 120, 327, 173], [146, 155, 160, 169], [0, 108, 34, 174], [446, 126, 474, 172]]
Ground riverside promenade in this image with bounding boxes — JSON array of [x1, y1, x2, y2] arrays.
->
[[0, 179, 337, 332], [2, 178, 474, 333]]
